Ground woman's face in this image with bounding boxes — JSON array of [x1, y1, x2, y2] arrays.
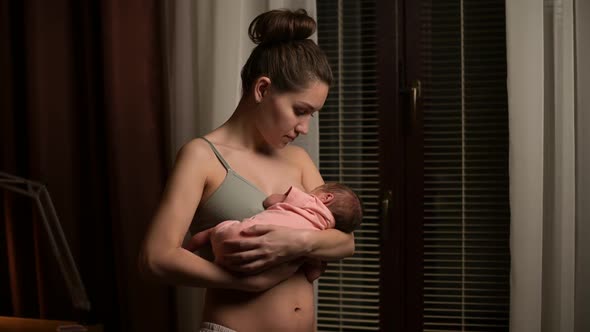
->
[[256, 80, 329, 148]]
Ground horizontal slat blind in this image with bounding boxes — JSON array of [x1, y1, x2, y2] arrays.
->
[[317, 0, 380, 331], [421, 0, 510, 331]]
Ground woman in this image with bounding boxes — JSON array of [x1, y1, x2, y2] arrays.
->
[[139, 9, 354, 332]]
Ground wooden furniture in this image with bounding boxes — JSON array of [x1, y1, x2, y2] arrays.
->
[[0, 317, 102, 332]]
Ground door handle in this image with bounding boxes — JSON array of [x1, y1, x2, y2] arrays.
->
[[381, 190, 392, 241], [401, 80, 421, 126], [410, 80, 421, 119]]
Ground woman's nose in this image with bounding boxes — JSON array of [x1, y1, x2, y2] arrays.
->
[[295, 118, 310, 135]]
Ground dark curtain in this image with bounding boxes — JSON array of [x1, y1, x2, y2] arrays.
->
[[0, 0, 174, 330]]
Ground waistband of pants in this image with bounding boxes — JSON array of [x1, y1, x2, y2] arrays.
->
[[199, 321, 237, 332]]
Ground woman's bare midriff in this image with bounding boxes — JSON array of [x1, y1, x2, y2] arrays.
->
[[202, 271, 315, 332]]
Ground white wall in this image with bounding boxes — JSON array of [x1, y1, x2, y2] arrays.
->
[[575, 0, 590, 331], [506, 2, 545, 330]]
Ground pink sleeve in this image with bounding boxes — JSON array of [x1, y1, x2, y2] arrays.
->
[[281, 186, 315, 208]]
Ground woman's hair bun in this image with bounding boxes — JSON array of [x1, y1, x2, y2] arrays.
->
[[248, 9, 316, 45]]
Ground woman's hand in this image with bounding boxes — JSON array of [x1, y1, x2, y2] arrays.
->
[[302, 259, 327, 282], [234, 258, 305, 292], [221, 224, 312, 274]]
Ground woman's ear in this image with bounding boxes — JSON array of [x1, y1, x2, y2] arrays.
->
[[254, 76, 271, 103]]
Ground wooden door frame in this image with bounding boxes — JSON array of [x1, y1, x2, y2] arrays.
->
[[377, 0, 424, 330]]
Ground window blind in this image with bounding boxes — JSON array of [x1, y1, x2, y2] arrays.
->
[[317, 1, 380, 331], [421, 0, 510, 331]]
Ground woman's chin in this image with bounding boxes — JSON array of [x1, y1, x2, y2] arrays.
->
[[281, 137, 295, 147], [273, 139, 290, 149]]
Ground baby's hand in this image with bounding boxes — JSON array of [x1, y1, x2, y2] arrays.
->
[[262, 193, 287, 209]]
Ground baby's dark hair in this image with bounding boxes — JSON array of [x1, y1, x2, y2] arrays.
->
[[241, 9, 333, 94], [316, 183, 363, 233]]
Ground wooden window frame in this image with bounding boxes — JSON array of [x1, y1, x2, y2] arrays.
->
[[377, 0, 424, 330]]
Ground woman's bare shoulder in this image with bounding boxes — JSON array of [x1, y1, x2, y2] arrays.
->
[[175, 138, 214, 163], [168, 138, 220, 181], [281, 145, 323, 190], [281, 144, 312, 163], [279, 144, 316, 171]]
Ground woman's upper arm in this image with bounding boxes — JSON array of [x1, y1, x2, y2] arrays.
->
[[142, 140, 210, 259], [139, 140, 300, 290]]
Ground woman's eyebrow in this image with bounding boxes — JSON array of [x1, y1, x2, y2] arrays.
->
[[296, 101, 318, 111]]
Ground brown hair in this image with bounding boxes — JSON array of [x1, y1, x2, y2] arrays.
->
[[316, 183, 363, 233], [241, 9, 333, 94]]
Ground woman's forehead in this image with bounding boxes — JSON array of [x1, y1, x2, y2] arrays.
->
[[285, 81, 329, 106]]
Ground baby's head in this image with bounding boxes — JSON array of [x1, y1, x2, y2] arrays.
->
[[311, 183, 363, 233]]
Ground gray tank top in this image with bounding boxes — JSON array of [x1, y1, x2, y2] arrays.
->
[[189, 137, 267, 236]]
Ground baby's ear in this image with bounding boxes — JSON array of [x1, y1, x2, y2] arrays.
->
[[319, 192, 335, 205]]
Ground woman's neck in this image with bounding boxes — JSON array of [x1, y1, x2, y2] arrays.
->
[[216, 98, 274, 154]]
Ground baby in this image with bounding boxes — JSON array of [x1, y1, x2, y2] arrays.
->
[[184, 182, 363, 282]]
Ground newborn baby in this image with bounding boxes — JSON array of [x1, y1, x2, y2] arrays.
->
[[185, 183, 363, 281]]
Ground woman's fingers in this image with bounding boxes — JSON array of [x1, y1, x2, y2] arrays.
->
[[223, 249, 265, 265], [220, 225, 310, 274], [223, 249, 274, 274], [240, 224, 276, 236], [222, 238, 260, 252], [234, 259, 269, 274]]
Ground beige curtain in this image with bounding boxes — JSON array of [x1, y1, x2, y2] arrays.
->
[[163, 1, 318, 330], [165, 0, 319, 163], [575, 1, 590, 331], [506, 0, 578, 331]]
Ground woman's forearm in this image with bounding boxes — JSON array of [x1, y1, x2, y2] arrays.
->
[[139, 246, 238, 289], [302, 229, 355, 260], [139, 246, 299, 292], [219, 225, 356, 273]]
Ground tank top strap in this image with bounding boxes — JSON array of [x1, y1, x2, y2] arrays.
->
[[200, 137, 232, 171]]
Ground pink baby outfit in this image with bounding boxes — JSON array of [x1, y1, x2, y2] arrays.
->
[[196, 186, 335, 272]]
